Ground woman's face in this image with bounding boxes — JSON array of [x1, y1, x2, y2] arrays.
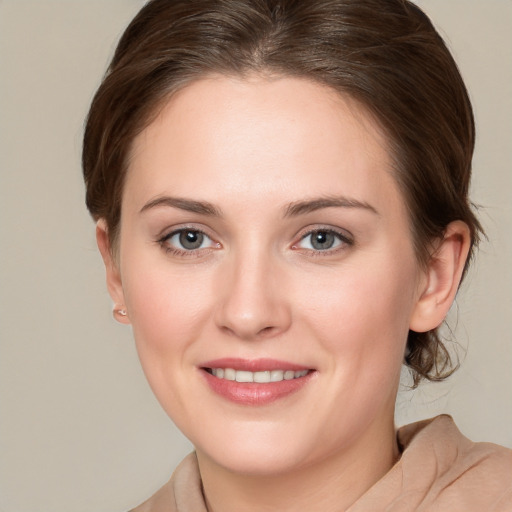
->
[[111, 76, 427, 475]]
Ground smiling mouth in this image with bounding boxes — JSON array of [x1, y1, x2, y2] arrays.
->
[[201, 360, 315, 404], [204, 368, 311, 383]]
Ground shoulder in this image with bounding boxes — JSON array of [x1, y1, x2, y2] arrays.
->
[[349, 415, 512, 511], [399, 415, 512, 509], [129, 453, 204, 512], [128, 477, 176, 512], [398, 414, 512, 469]]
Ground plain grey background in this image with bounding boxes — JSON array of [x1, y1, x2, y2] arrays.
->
[[1, 1, 511, 511]]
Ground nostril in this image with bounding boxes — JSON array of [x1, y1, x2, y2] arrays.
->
[[219, 324, 280, 340], [256, 326, 279, 338], [220, 325, 236, 337], [214, 287, 292, 340]]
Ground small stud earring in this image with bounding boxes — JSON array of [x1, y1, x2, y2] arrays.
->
[[113, 306, 128, 320]]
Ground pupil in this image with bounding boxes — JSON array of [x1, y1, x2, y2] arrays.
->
[[312, 231, 334, 250], [179, 230, 203, 249]]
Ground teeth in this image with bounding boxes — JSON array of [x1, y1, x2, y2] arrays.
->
[[270, 370, 284, 382], [254, 371, 270, 383], [235, 370, 253, 383], [210, 368, 309, 382], [224, 368, 236, 381]]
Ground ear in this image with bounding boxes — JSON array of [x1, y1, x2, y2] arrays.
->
[[409, 221, 471, 333], [96, 219, 130, 324]]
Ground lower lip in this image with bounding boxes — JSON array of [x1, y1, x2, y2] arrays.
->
[[201, 369, 314, 406]]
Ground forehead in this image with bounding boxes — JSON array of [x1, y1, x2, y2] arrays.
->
[[126, 75, 402, 216]]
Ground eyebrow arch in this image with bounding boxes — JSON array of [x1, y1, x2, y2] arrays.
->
[[284, 196, 379, 217], [140, 196, 222, 217]]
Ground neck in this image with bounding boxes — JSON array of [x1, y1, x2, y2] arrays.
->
[[197, 414, 399, 512]]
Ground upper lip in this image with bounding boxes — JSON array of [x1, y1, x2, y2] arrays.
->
[[200, 358, 312, 372]]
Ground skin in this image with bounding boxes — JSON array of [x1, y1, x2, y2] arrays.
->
[[97, 75, 470, 512]]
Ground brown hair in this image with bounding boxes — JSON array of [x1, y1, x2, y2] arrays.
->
[[83, 0, 482, 386]]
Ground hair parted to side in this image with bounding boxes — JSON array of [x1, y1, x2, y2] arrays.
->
[[83, 0, 483, 386]]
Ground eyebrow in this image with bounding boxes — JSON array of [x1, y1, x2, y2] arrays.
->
[[284, 196, 379, 217], [139, 194, 378, 218], [140, 196, 222, 216]]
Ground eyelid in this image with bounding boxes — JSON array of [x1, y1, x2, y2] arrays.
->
[[157, 225, 221, 255], [291, 226, 354, 252], [157, 221, 216, 240]]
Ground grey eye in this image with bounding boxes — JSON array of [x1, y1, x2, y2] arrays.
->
[[309, 231, 336, 250], [179, 230, 205, 250], [296, 229, 348, 251], [164, 229, 213, 251]]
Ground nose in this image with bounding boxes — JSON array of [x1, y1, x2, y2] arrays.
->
[[214, 249, 292, 341]]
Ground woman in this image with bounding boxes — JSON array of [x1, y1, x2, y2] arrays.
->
[[82, 0, 512, 510]]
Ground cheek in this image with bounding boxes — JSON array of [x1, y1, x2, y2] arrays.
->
[[298, 257, 418, 433], [120, 251, 213, 372], [300, 254, 418, 372], [119, 256, 216, 421]]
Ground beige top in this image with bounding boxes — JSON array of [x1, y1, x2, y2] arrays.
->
[[131, 415, 512, 511]]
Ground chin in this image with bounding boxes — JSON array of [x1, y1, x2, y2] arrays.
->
[[191, 419, 322, 476], [204, 445, 309, 477]]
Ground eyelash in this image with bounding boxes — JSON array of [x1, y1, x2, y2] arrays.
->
[[157, 226, 354, 258], [157, 227, 219, 257], [292, 228, 354, 256]]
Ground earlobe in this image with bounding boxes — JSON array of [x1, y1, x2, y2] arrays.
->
[[409, 221, 471, 333], [96, 220, 131, 324]]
